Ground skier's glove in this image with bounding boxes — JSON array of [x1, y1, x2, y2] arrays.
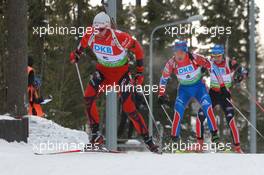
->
[[70, 50, 80, 64], [134, 92, 147, 110], [220, 87, 231, 99], [234, 67, 248, 83], [135, 72, 144, 86], [158, 95, 169, 105], [34, 96, 44, 104]]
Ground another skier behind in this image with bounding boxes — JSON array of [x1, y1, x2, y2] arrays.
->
[[70, 12, 159, 153], [196, 44, 247, 153], [27, 56, 45, 117], [158, 41, 229, 151]]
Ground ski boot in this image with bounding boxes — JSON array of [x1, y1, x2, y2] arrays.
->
[[84, 124, 105, 151], [90, 132, 105, 145], [170, 136, 186, 153], [143, 135, 160, 154], [83, 132, 105, 151], [186, 138, 204, 153], [211, 131, 219, 144], [210, 131, 220, 152], [233, 144, 244, 153]]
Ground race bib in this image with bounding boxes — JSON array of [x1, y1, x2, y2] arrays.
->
[[178, 65, 194, 75], [94, 44, 113, 55]]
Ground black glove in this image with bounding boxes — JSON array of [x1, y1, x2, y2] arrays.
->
[[220, 87, 231, 99], [234, 67, 248, 83], [134, 92, 147, 110], [35, 96, 44, 104], [158, 95, 169, 105]]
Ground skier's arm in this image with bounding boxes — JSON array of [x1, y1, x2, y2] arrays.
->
[[70, 28, 93, 63], [193, 54, 226, 87], [158, 58, 174, 96], [129, 39, 144, 85], [127, 39, 144, 73], [229, 58, 248, 83], [120, 32, 144, 85]]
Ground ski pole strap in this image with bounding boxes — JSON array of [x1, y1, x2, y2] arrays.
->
[[226, 98, 264, 139]]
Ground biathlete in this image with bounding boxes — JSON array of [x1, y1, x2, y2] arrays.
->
[[196, 44, 247, 153], [158, 41, 230, 146], [70, 12, 159, 153]]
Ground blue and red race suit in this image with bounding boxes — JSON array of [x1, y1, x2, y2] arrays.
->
[[159, 53, 225, 138]]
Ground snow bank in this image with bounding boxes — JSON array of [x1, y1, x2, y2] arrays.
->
[[0, 114, 16, 120], [0, 114, 88, 152], [27, 115, 88, 145], [26, 115, 89, 152]]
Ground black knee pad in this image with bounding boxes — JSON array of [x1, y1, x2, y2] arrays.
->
[[197, 109, 206, 122], [225, 106, 234, 123], [127, 111, 137, 120]]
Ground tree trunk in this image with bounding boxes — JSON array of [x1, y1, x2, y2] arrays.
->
[[136, 0, 141, 7], [7, 0, 28, 115]]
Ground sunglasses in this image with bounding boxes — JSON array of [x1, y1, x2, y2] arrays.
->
[[211, 54, 222, 57]]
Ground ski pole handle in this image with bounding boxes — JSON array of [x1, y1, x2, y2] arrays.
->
[[75, 63, 85, 96]]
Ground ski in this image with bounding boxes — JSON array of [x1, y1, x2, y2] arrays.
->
[[34, 149, 82, 155], [34, 148, 125, 155]]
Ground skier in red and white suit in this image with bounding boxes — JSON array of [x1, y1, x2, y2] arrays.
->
[[196, 44, 247, 153], [70, 12, 159, 153]]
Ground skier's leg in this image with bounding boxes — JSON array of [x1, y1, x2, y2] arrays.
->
[[221, 97, 241, 149], [119, 72, 159, 152], [171, 86, 190, 139], [195, 84, 218, 142], [84, 70, 105, 144], [119, 73, 148, 135], [196, 89, 218, 139], [117, 110, 128, 138]]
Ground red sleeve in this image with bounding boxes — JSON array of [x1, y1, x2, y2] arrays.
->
[[193, 53, 225, 87], [131, 39, 144, 73], [159, 58, 175, 96], [115, 30, 144, 73], [192, 53, 211, 69], [80, 27, 94, 49]]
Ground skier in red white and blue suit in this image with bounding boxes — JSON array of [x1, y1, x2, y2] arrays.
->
[[158, 41, 230, 144], [196, 44, 247, 153]]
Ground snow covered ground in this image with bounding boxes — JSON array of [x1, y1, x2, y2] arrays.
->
[[27, 115, 88, 151], [0, 115, 264, 175]]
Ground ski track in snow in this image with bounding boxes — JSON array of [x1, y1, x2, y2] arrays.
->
[[0, 115, 264, 175]]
